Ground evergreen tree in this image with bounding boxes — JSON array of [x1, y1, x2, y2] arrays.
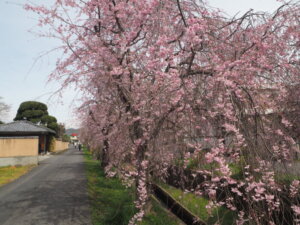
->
[[14, 101, 48, 123], [14, 101, 59, 133]]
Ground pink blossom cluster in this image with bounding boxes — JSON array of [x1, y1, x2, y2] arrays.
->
[[25, 0, 300, 223]]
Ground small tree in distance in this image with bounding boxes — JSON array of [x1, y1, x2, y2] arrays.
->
[[0, 97, 10, 123], [55, 123, 66, 138]]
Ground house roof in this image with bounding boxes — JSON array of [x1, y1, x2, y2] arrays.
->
[[0, 120, 56, 135]]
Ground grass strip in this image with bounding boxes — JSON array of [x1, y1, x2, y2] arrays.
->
[[141, 196, 184, 225], [152, 183, 205, 225], [0, 165, 35, 187], [83, 148, 182, 225], [158, 183, 237, 225]]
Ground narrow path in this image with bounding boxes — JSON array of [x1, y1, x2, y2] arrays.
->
[[0, 147, 91, 225]]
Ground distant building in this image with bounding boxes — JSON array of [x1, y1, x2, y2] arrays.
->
[[70, 133, 78, 144]]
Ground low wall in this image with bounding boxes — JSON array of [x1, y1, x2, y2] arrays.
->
[[0, 137, 39, 166], [53, 140, 69, 153], [0, 137, 39, 157]]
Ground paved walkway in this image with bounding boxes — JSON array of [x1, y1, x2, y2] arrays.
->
[[0, 148, 91, 225]]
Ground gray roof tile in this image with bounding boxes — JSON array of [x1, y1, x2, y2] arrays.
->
[[0, 120, 56, 134]]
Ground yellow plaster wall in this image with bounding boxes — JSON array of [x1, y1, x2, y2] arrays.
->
[[53, 140, 69, 152], [0, 137, 39, 157]]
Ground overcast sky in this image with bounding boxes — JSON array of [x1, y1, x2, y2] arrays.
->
[[0, 0, 282, 128]]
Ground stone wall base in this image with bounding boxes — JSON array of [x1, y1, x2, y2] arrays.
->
[[0, 156, 38, 167]]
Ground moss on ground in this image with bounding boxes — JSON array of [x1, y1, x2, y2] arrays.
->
[[141, 196, 184, 225], [275, 173, 300, 185], [159, 183, 237, 225]]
